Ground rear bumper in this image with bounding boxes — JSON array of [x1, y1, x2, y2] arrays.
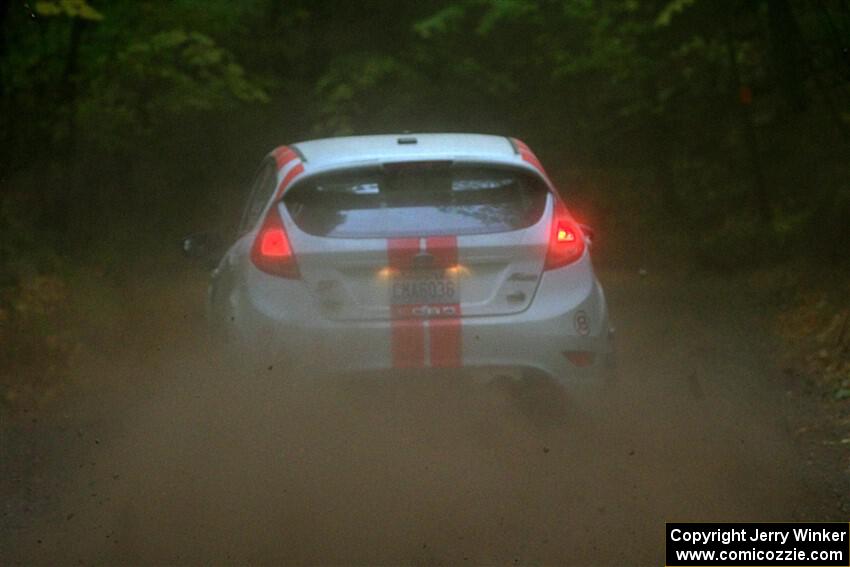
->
[[226, 261, 613, 386]]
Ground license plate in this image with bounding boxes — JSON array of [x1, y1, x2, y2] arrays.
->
[[391, 270, 459, 305]]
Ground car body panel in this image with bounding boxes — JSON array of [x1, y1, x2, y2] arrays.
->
[[208, 134, 613, 386], [290, 133, 518, 171], [283, 196, 550, 321]]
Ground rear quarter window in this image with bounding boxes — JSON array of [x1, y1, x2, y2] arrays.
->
[[284, 165, 548, 238]]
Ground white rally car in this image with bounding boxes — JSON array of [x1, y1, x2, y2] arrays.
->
[[194, 134, 614, 387]]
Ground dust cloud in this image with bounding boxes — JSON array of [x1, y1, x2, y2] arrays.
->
[[1, 270, 839, 565]]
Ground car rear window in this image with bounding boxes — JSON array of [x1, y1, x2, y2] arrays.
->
[[283, 164, 549, 238]]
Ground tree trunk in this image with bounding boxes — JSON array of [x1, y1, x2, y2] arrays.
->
[[61, 17, 86, 151], [60, 17, 87, 242], [726, 38, 772, 225], [766, 0, 807, 112]]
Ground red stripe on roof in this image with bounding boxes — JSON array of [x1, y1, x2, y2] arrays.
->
[[511, 138, 548, 174], [273, 146, 297, 169], [516, 147, 552, 184], [274, 162, 304, 199]]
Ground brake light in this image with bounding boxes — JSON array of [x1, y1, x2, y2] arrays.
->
[[544, 198, 585, 270], [557, 225, 576, 243], [251, 205, 299, 278]]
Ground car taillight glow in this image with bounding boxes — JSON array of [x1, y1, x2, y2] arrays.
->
[[251, 205, 299, 278], [556, 224, 576, 243], [260, 228, 291, 257], [545, 199, 585, 270]]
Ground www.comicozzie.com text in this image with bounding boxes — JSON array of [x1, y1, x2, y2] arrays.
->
[[670, 527, 848, 546]]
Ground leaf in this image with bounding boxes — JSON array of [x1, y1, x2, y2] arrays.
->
[[476, 0, 538, 35], [655, 0, 697, 27], [414, 4, 467, 38], [35, 0, 103, 21], [34, 1, 63, 17], [74, 28, 267, 150]]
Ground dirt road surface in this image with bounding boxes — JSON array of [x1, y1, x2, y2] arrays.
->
[[1, 268, 847, 564]]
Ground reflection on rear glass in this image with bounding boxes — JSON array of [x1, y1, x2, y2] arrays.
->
[[285, 166, 548, 238]]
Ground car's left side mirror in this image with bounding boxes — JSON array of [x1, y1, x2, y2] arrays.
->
[[182, 231, 227, 269], [580, 224, 595, 244]]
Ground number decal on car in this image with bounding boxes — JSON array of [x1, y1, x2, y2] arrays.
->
[[574, 311, 590, 336]]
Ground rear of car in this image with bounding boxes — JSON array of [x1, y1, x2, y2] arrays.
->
[[211, 134, 612, 387]]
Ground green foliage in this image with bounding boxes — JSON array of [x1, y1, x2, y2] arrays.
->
[[34, 0, 103, 20], [0, 0, 848, 277], [475, 0, 539, 35], [79, 30, 267, 146], [314, 54, 416, 135], [655, 0, 698, 27], [414, 4, 467, 38]]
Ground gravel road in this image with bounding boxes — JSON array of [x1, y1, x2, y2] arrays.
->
[[1, 268, 846, 564]]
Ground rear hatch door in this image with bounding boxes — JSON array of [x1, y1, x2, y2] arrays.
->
[[282, 162, 551, 321]]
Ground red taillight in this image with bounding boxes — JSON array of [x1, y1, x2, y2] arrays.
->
[[556, 224, 577, 243], [544, 199, 585, 270], [251, 205, 299, 278], [260, 229, 291, 257]]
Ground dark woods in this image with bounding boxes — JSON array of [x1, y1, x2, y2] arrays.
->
[[1, 0, 848, 279]]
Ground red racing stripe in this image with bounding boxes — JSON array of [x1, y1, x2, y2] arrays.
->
[[425, 236, 462, 368], [388, 238, 425, 368], [390, 310, 426, 369], [520, 149, 543, 171], [425, 235, 457, 267], [273, 146, 297, 169], [512, 138, 552, 183], [274, 162, 304, 199], [387, 237, 419, 270], [429, 312, 461, 368]]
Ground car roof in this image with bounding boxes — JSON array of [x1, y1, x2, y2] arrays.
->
[[290, 133, 521, 171]]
